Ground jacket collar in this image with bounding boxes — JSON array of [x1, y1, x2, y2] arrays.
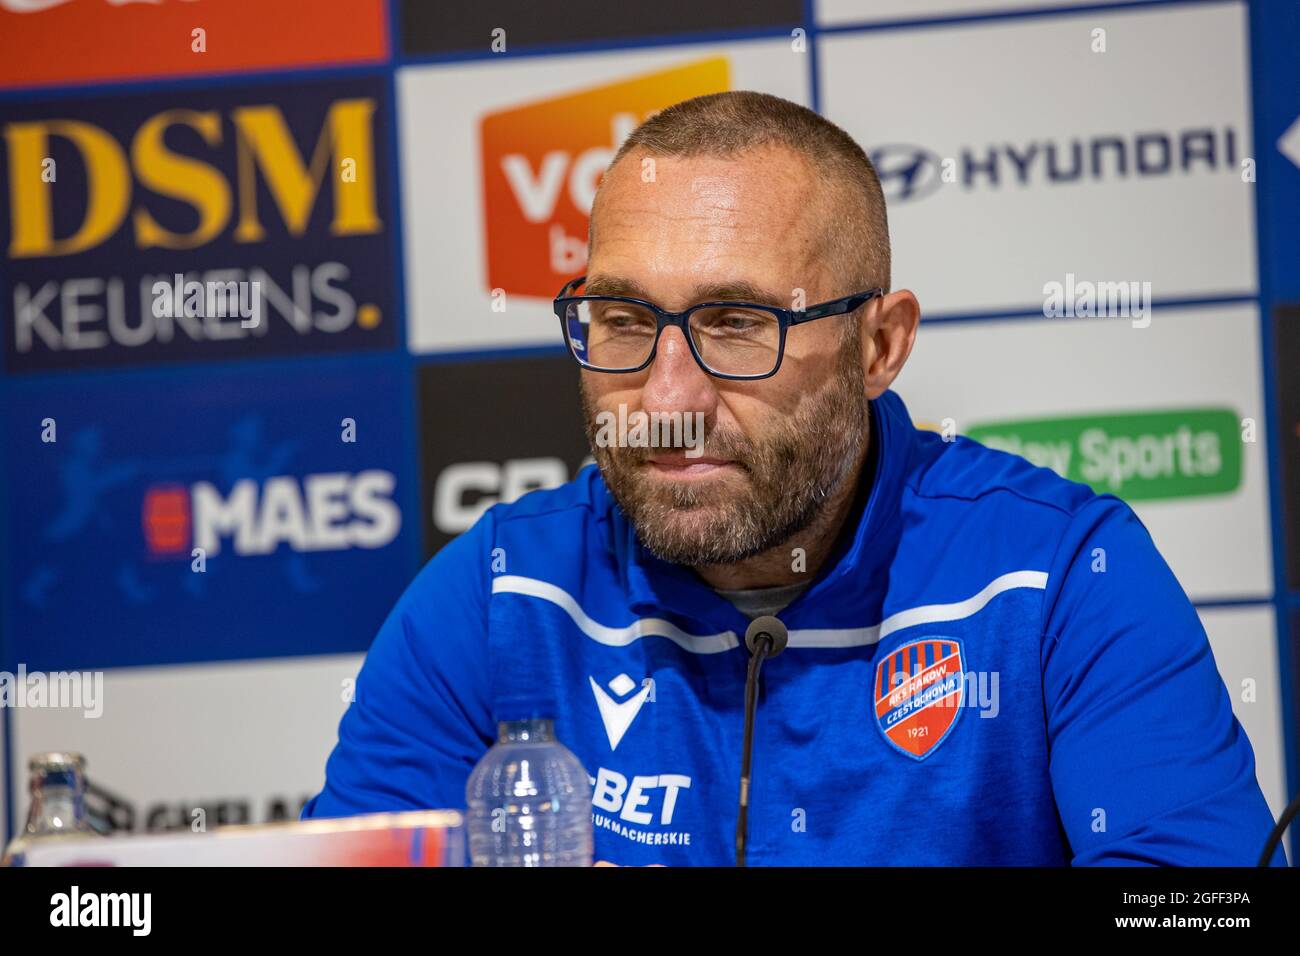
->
[[603, 389, 916, 632]]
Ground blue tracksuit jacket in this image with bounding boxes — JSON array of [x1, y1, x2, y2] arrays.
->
[[304, 389, 1286, 866]]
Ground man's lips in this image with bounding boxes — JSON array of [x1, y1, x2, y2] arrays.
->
[[644, 453, 742, 478]]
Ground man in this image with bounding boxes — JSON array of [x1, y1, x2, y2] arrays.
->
[[305, 91, 1285, 866]]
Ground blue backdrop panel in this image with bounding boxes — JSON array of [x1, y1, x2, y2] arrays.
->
[[3, 356, 414, 671], [0, 72, 396, 374]]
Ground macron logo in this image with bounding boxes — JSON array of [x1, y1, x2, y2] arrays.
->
[[589, 673, 651, 751]]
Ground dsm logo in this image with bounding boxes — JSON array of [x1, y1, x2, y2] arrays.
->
[[0, 75, 395, 372]]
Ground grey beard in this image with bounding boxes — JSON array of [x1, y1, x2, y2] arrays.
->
[[581, 345, 869, 567]]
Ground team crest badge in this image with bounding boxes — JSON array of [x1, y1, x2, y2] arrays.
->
[[873, 637, 966, 760]]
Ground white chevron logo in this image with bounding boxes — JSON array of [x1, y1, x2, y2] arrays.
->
[[589, 673, 651, 751]]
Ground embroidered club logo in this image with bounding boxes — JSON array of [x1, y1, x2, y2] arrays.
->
[[873, 637, 965, 760]]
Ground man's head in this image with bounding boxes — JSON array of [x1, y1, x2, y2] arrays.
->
[[578, 91, 919, 569]]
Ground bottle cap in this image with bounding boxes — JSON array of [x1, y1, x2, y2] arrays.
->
[[495, 693, 556, 722], [29, 752, 86, 774]]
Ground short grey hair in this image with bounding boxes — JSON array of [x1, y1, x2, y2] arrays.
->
[[598, 90, 891, 296]]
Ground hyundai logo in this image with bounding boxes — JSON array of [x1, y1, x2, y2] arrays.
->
[[869, 144, 944, 203]]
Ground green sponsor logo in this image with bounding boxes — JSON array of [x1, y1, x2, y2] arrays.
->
[[965, 409, 1241, 501]]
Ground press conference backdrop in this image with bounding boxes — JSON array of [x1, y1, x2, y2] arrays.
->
[[1, 0, 1297, 854]]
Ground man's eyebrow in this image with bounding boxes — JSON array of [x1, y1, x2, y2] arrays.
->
[[582, 276, 787, 308], [691, 282, 787, 308], [582, 275, 652, 299]]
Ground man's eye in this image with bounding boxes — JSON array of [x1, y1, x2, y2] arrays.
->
[[698, 311, 767, 333], [598, 312, 653, 331]]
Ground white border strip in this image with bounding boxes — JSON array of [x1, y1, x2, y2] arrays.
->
[[874, 570, 1049, 644], [491, 575, 738, 654], [491, 570, 1048, 653]]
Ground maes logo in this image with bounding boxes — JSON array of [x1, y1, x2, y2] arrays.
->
[[1, 76, 394, 371], [142, 471, 400, 557], [479, 58, 729, 299]]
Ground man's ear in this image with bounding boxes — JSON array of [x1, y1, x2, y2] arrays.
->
[[860, 290, 920, 399]]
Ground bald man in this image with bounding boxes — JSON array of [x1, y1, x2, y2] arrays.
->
[[306, 91, 1283, 867]]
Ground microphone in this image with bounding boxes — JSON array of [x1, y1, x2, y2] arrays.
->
[[736, 615, 788, 867]]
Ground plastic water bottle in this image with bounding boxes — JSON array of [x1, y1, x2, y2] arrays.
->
[[466, 699, 593, 866]]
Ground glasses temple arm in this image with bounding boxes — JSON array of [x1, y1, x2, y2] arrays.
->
[[791, 289, 882, 324]]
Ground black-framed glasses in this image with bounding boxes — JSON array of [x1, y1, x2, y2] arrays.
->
[[553, 276, 883, 380]]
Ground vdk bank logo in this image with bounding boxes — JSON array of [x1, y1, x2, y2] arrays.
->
[[965, 409, 1243, 501], [1, 76, 395, 371], [478, 58, 729, 300]]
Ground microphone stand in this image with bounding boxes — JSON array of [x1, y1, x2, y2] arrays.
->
[[736, 615, 788, 867]]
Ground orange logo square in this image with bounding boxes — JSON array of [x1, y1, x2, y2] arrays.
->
[[479, 58, 730, 300]]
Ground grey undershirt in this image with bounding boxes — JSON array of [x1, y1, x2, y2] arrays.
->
[[714, 580, 812, 620]]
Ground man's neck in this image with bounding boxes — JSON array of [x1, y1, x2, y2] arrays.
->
[[692, 443, 870, 591]]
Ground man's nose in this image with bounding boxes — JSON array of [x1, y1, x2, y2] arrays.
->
[[639, 326, 718, 419]]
